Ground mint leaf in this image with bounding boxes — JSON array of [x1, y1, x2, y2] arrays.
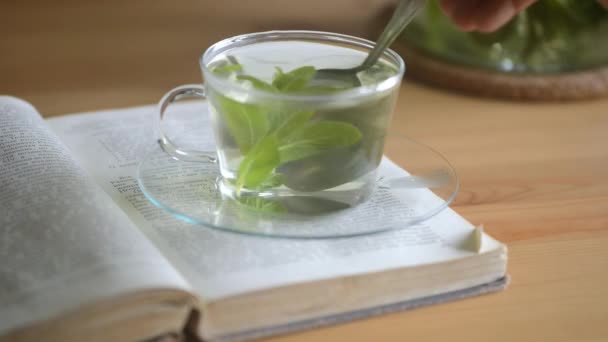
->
[[237, 135, 280, 190], [272, 66, 316, 92], [258, 173, 284, 188], [292, 85, 349, 94], [218, 96, 269, 154], [273, 110, 314, 142], [211, 63, 243, 74], [237, 197, 286, 214], [215, 64, 368, 196], [236, 75, 278, 92], [266, 109, 289, 133], [278, 121, 362, 163]]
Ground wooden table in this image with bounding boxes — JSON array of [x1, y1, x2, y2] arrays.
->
[[3, 1, 608, 341]]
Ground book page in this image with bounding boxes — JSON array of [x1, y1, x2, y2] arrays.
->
[[48, 101, 505, 301], [0, 97, 191, 334]]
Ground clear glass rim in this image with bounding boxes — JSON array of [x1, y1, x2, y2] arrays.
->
[[200, 30, 406, 103]]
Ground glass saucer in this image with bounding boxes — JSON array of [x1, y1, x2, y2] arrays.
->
[[136, 133, 458, 239]]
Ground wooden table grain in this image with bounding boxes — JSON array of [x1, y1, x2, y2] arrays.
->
[[3, 1, 608, 341]]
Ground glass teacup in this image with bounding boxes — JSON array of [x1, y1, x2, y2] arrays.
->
[[157, 31, 405, 212]]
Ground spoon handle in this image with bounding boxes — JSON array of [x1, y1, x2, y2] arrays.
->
[[360, 0, 425, 70]]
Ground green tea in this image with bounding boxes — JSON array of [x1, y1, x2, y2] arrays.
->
[[205, 41, 400, 212]]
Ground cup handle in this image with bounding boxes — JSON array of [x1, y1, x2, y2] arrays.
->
[[157, 84, 216, 163]]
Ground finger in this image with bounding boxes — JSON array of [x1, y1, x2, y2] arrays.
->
[[598, 0, 608, 9], [513, 0, 537, 11], [473, 0, 536, 32], [450, 0, 483, 32], [472, 1, 517, 32], [439, 0, 459, 16]]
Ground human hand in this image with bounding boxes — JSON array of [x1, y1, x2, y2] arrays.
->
[[440, 0, 608, 32], [439, 0, 537, 32]]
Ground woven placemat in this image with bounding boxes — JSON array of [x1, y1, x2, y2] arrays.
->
[[394, 43, 608, 101]]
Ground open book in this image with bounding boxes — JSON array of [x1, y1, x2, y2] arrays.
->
[[0, 96, 508, 342]]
